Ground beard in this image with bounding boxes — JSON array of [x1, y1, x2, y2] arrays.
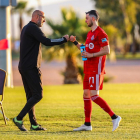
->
[[88, 21, 93, 27], [37, 20, 42, 27]]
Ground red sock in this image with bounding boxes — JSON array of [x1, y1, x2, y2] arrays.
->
[[91, 95, 114, 117], [84, 98, 92, 122]]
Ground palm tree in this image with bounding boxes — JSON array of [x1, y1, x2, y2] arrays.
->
[[44, 7, 88, 84], [12, 1, 34, 32]]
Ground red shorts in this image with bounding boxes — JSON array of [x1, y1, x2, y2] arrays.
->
[[83, 74, 104, 90]]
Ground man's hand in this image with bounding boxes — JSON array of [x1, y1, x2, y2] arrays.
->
[[70, 35, 76, 42], [69, 35, 81, 50], [63, 35, 69, 41], [81, 51, 93, 58]]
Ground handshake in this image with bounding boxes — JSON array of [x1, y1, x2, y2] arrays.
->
[[63, 35, 76, 42]]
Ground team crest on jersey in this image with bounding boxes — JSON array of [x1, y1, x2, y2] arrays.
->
[[89, 43, 94, 49], [91, 35, 94, 40]]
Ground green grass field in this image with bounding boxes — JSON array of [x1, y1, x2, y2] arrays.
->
[[116, 52, 140, 60], [0, 83, 140, 140]]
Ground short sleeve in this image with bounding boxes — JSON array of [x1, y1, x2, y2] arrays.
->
[[98, 31, 109, 47]]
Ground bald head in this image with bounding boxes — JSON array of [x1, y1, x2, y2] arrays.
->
[[31, 10, 45, 27], [32, 10, 42, 18]]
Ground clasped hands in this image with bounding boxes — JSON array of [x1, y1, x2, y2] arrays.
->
[[63, 35, 93, 58], [63, 35, 76, 42]]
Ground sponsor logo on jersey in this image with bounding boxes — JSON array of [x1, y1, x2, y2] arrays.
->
[[101, 38, 107, 43], [91, 35, 94, 40], [89, 43, 94, 49]]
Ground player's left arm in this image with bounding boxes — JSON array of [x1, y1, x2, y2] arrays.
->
[[82, 45, 110, 58]]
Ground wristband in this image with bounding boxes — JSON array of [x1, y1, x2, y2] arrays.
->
[[73, 41, 78, 45]]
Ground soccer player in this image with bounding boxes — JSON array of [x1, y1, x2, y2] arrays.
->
[[13, 10, 69, 131], [70, 10, 121, 131]]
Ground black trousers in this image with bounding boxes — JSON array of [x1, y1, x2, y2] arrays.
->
[[18, 67, 43, 125]]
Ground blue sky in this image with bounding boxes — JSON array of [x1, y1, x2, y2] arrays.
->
[[26, 0, 72, 6]]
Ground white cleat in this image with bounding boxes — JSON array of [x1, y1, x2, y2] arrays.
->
[[112, 116, 121, 131], [73, 124, 92, 131]]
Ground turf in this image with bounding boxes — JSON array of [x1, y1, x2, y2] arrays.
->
[[0, 83, 140, 140]]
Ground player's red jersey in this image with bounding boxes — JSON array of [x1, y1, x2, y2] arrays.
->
[[84, 26, 109, 74]]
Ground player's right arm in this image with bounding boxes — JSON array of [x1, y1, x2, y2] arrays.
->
[[70, 35, 81, 50]]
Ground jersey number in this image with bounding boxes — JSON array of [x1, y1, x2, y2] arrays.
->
[[89, 77, 94, 84]]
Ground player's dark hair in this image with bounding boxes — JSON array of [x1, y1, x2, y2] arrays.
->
[[86, 10, 99, 21]]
